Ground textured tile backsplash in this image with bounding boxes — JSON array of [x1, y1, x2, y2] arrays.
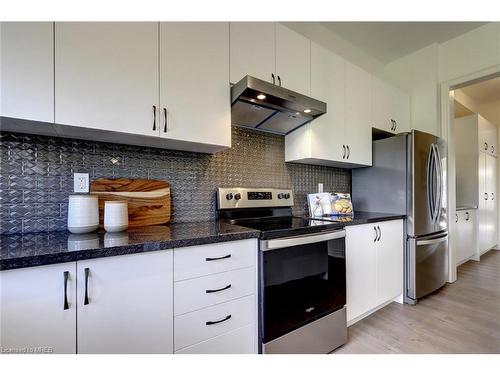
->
[[0, 126, 350, 234]]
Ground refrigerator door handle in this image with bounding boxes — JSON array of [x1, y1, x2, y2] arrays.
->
[[433, 144, 443, 224], [427, 143, 436, 223], [417, 233, 448, 246]]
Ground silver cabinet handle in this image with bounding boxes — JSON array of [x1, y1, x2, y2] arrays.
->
[[84, 268, 90, 305], [271, 73, 275, 85], [206, 314, 231, 326], [342, 145, 346, 159], [63, 271, 70, 310], [152, 105, 157, 131], [492, 145, 495, 154], [394, 121, 397, 131], [163, 108, 168, 133], [484, 193, 489, 200], [377, 226, 381, 241], [491, 193, 495, 201], [346, 145, 350, 159], [465, 212, 470, 221], [455, 214, 458, 223], [484, 142, 488, 151], [277, 75, 282, 87], [374, 226, 378, 242]]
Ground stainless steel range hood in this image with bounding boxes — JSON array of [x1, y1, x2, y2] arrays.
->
[[231, 76, 327, 135]]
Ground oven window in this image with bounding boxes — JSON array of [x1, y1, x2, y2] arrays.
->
[[261, 238, 346, 343]]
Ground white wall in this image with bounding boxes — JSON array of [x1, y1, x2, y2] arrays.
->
[[281, 22, 384, 76], [383, 22, 500, 137]]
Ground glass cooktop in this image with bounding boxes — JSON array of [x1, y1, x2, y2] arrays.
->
[[227, 216, 344, 240]]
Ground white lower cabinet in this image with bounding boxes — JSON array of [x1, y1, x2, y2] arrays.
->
[[174, 295, 255, 352], [455, 210, 477, 264], [346, 220, 404, 324], [0, 262, 77, 354], [175, 324, 255, 354], [173, 239, 258, 354], [77, 250, 173, 354]]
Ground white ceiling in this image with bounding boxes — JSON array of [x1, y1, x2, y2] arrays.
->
[[320, 22, 487, 64], [459, 77, 500, 104]]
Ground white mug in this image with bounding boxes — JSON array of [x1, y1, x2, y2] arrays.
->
[[104, 201, 129, 232]]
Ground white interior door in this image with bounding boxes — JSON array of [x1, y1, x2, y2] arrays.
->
[[55, 22, 159, 136], [275, 23, 311, 94], [1, 22, 54, 123], [160, 22, 230, 148], [77, 251, 173, 354], [308, 42, 345, 162], [0, 263, 77, 354], [345, 62, 372, 166], [229, 22, 276, 84]]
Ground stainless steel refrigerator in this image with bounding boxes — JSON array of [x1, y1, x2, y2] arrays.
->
[[352, 130, 448, 304]]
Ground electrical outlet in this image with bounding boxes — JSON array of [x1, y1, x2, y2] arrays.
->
[[74, 173, 89, 193]]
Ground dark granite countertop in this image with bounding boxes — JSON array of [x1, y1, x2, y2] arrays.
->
[[315, 211, 406, 226], [0, 221, 260, 271], [0, 212, 404, 271]]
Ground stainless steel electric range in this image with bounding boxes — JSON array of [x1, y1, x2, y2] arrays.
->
[[217, 187, 347, 354]]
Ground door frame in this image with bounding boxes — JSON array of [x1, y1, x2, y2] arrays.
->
[[439, 64, 500, 282]]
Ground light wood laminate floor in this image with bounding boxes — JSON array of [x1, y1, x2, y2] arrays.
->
[[334, 250, 500, 354]]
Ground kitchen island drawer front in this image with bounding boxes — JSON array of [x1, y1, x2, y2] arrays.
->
[[174, 267, 255, 315], [174, 239, 257, 281], [174, 295, 255, 350], [175, 324, 255, 354]]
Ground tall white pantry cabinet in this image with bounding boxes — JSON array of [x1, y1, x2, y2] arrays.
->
[[454, 114, 498, 259]]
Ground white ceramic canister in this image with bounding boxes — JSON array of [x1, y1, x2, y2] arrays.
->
[[104, 201, 128, 232], [67, 195, 99, 234]]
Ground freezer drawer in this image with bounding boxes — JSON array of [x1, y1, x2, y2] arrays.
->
[[407, 232, 448, 300]]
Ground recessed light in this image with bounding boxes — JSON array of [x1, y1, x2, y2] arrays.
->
[[257, 94, 266, 100], [304, 109, 312, 113]]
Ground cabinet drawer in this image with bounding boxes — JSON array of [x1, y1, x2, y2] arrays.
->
[[174, 295, 255, 350], [174, 239, 256, 281], [175, 267, 255, 315], [175, 324, 256, 354]]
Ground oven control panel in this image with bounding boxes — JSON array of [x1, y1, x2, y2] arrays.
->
[[217, 187, 294, 209]]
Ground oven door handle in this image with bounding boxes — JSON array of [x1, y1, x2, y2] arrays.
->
[[260, 229, 346, 251]]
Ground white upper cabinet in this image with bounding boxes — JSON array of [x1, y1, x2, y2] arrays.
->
[[229, 22, 276, 84], [1, 22, 54, 123], [159, 22, 230, 149], [392, 85, 410, 133], [275, 24, 311, 94], [371, 76, 393, 132], [371, 75, 410, 134], [285, 42, 345, 165], [478, 115, 497, 156], [344, 61, 372, 166], [286, 50, 372, 168], [1, 262, 77, 354], [55, 22, 160, 137], [77, 250, 173, 354]]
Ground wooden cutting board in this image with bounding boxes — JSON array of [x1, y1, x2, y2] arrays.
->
[[90, 179, 171, 228]]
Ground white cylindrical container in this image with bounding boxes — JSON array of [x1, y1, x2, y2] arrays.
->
[[104, 201, 128, 232], [67, 195, 99, 234]]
